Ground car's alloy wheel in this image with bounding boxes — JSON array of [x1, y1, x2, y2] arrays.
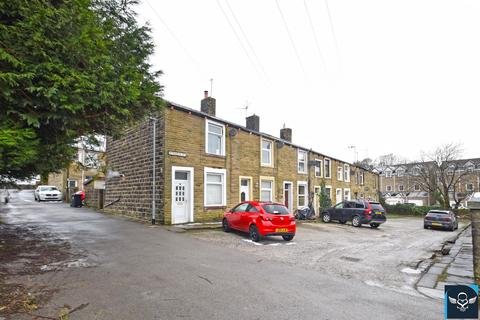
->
[[322, 213, 331, 223], [222, 218, 230, 232], [352, 216, 361, 227], [249, 225, 261, 242], [282, 235, 294, 241]]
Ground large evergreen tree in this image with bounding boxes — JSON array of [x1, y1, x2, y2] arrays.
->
[[0, 0, 162, 182]]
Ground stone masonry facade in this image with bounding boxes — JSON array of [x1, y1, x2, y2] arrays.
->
[[105, 99, 379, 224], [104, 113, 165, 221]]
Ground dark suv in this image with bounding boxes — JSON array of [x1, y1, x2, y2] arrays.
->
[[321, 200, 387, 228]]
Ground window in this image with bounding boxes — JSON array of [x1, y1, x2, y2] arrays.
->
[[337, 166, 343, 181], [396, 169, 404, 177], [344, 188, 351, 201], [298, 150, 307, 174], [398, 185, 404, 191], [447, 169, 454, 176], [84, 151, 99, 168], [205, 120, 225, 156], [204, 168, 226, 206], [260, 179, 274, 202], [414, 184, 420, 191], [315, 159, 322, 177], [386, 185, 392, 192], [261, 139, 273, 167], [325, 186, 332, 201], [344, 164, 350, 182], [385, 170, 392, 178], [466, 183, 474, 192], [412, 167, 420, 176], [297, 182, 308, 207], [360, 171, 364, 185], [324, 158, 331, 178]]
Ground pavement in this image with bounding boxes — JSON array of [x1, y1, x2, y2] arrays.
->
[[0, 190, 457, 320], [416, 225, 475, 299]]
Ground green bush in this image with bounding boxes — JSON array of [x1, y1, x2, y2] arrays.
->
[[384, 204, 441, 216]]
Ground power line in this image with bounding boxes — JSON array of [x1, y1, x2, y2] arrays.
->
[[215, 0, 263, 78], [324, 0, 341, 66], [224, 0, 269, 81], [144, 0, 199, 68], [275, 0, 306, 76], [303, 0, 327, 72]]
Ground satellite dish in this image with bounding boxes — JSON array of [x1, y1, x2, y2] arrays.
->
[[229, 128, 238, 137]]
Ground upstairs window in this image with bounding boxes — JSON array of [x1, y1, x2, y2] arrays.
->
[[261, 139, 273, 167], [206, 120, 225, 156], [315, 159, 322, 177], [414, 184, 420, 191], [386, 185, 392, 192], [344, 164, 350, 182], [324, 158, 331, 178], [398, 185, 404, 191], [385, 170, 392, 178], [396, 169, 404, 177], [337, 166, 343, 181], [298, 150, 307, 174]]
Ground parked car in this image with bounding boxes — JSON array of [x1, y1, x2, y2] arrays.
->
[[34, 185, 62, 202], [223, 201, 296, 242], [424, 210, 458, 231], [321, 200, 387, 228]]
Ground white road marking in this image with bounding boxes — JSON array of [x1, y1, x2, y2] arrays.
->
[[242, 239, 263, 246], [401, 267, 421, 275], [23, 199, 32, 202]]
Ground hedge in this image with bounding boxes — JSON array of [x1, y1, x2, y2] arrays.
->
[[384, 203, 471, 217]]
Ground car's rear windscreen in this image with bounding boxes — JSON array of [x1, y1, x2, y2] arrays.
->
[[262, 205, 289, 215], [429, 211, 448, 215], [369, 202, 384, 210]]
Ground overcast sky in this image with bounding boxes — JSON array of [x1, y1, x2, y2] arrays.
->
[[135, 0, 480, 164]]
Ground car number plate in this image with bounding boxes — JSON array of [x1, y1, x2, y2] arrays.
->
[[432, 222, 442, 226], [276, 228, 288, 232], [375, 212, 382, 215]]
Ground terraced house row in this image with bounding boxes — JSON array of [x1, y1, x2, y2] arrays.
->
[[104, 92, 379, 224]]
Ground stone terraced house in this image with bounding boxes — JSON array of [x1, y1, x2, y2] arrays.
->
[[376, 159, 480, 206], [104, 92, 380, 224]]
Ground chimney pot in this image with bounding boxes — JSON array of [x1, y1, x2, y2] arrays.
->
[[204, 90, 208, 98]]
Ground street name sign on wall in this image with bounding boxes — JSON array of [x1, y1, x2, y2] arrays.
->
[[168, 151, 187, 158]]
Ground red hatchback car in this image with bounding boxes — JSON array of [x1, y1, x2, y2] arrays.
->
[[223, 201, 296, 242]]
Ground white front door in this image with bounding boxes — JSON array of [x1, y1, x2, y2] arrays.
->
[[172, 169, 192, 224], [336, 188, 343, 204], [240, 178, 250, 202]]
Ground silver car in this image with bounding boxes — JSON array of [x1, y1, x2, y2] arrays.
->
[[424, 210, 458, 231], [34, 185, 63, 202]]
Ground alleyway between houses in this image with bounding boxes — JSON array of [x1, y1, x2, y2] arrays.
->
[[1, 190, 445, 319]]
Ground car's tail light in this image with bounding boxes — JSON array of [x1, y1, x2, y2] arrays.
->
[[289, 215, 296, 221], [364, 209, 372, 215], [442, 217, 451, 222]]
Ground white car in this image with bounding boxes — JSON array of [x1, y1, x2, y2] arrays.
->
[[34, 185, 62, 202]]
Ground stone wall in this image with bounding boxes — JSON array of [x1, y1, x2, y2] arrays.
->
[[104, 113, 165, 221]]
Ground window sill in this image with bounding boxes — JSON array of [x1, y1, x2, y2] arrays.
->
[[204, 153, 226, 159], [261, 164, 274, 168], [204, 205, 227, 210], [297, 172, 308, 175]]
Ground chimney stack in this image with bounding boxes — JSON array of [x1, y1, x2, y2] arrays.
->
[[280, 125, 292, 142], [201, 90, 216, 116], [246, 114, 260, 132]]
